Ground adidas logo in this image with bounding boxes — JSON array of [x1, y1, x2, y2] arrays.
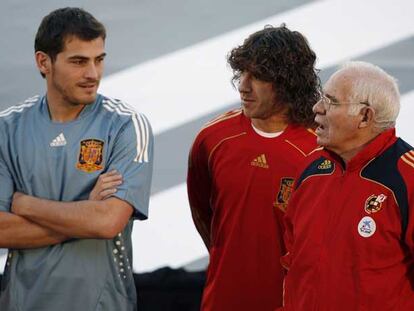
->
[[50, 133, 67, 147], [251, 154, 269, 169], [318, 159, 332, 169]]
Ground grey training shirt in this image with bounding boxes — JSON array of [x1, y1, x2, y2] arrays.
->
[[0, 94, 154, 311]]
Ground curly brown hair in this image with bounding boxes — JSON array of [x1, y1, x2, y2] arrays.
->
[[227, 24, 321, 127]]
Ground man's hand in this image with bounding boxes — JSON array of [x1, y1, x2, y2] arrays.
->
[[89, 170, 123, 201]]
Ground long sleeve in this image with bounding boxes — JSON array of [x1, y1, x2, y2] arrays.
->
[[187, 133, 213, 249]]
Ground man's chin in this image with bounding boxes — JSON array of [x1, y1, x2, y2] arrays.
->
[[316, 137, 328, 147], [80, 93, 98, 105], [241, 107, 254, 118], [67, 95, 97, 106]]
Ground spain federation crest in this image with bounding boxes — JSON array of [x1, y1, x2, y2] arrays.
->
[[364, 194, 387, 214], [274, 177, 294, 212], [77, 139, 104, 173]]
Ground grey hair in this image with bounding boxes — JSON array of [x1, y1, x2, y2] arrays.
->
[[337, 61, 400, 130]]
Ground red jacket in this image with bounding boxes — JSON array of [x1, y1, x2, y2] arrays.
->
[[282, 129, 414, 310]]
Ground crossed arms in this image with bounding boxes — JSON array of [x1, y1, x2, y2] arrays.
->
[[0, 171, 129, 249]]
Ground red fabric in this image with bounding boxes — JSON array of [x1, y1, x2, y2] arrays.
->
[[283, 129, 414, 310], [187, 109, 318, 311]]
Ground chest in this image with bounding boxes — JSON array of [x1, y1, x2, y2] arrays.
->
[[209, 136, 305, 199], [8, 120, 114, 200], [292, 173, 403, 262]]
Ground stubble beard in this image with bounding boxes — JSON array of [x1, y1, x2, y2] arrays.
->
[[52, 78, 97, 107]]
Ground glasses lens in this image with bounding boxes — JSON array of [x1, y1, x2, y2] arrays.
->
[[321, 95, 330, 109]]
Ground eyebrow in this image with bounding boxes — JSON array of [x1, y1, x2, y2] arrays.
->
[[325, 93, 339, 103], [68, 53, 107, 60]]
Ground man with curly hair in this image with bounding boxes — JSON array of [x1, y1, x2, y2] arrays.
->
[[187, 25, 321, 311]]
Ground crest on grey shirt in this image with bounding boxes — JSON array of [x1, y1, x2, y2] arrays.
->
[[77, 139, 104, 173]]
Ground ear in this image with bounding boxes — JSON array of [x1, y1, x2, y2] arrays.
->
[[358, 106, 375, 129], [35, 51, 51, 76]]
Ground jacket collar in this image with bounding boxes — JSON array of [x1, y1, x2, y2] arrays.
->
[[323, 128, 397, 171]]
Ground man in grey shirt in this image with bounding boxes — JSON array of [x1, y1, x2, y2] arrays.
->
[[0, 7, 153, 310]]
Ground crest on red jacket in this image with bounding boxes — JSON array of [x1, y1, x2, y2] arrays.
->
[[364, 194, 387, 214]]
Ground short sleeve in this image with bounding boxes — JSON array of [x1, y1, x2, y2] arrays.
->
[[106, 113, 154, 220], [0, 150, 14, 212]]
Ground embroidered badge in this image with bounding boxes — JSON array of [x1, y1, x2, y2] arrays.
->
[[358, 216, 376, 238], [364, 194, 387, 214], [77, 139, 104, 173], [317, 159, 332, 170], [274, 177, 294, 212]]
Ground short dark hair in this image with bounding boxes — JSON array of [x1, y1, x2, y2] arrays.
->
[[35, 7, 106, 62], [228, 24, 321, 127]]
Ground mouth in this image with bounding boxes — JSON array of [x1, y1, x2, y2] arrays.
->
[[241, 97, 255, 105], [314, 117, 325, 133], [78, 82, 98, 89], [315, 124, 324, 134], [79, 85, 96, 89]]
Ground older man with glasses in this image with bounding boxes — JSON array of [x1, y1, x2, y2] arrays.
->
[[279, 61, 414, 311]]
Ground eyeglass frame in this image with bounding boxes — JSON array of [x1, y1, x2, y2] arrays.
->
[[319, 93, 370, 110]]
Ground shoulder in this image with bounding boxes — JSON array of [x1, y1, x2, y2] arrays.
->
[[99, 95, 148, 121], [99, 95, 151, 132], [374, 138, 414, 189], [202, 109, 243, 129], [395, 138, 414, 172], [363, 138, 413, 178], [362, 137, 414, 234], [192, 109, 245, 150], [0, 95, 40, 125], [283, 125, 321, 157], [295, 156, 335, 189]]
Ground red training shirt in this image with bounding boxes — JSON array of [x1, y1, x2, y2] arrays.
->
[[187, 109, 319, 311]]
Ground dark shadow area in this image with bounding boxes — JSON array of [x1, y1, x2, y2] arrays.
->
[[136, 267, 205, 311], [1, 267, 206, 311]]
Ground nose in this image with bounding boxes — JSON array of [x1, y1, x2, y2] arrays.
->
[[313, 98, 325, 114], [238, 72, 252, 94], [84, 62, 99, 80]]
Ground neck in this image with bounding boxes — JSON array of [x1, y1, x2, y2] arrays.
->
[[335, 133, 379, 163], [337, 145, 366, 163], [46, 93, 87, 123], [251, 115, 288, 133]]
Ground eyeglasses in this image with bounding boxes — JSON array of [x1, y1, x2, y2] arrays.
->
[[319, 94, 370, 110]]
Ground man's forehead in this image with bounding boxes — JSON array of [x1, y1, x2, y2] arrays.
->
[[324, 72, 353, 98], [58, 36, 105, 59], [62, 35, 105, 51]]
